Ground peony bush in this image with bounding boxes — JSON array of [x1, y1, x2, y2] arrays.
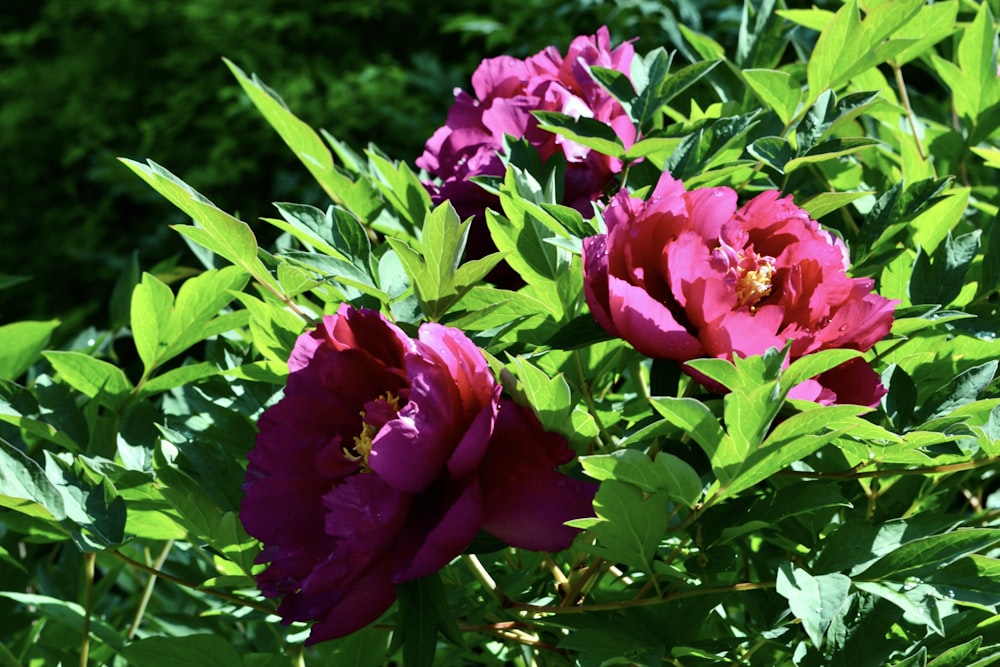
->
[[2, 2, 1000, 666]]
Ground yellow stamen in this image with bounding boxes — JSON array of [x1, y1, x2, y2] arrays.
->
[[343, 392, 400, 472], [735, 263, 774, 309]]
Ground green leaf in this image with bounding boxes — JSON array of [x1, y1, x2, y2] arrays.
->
[[925, 556, 1000, 610], [122, 634, 243, 667], [506, 356, 571, 432], [955, 2, 999, 118], [796, 90, 883, 150], [587, 65, 637, 114], [893, 648, 928, 667], [225, 59, 360, 213], [776, 563, 851, 648], [0, 592, 124, 649], [743, 69, 802, 126], [168, 266, 249, 356], [665, 114, 759, 181], [231, 293, 305, 365], [651, 452, 703, 507], [679, 24, 726, 60], [853, 580, 943, 635], [806, 0, 861, 98], [489, 193, 570, 313], [977, 214, 1000, 301], [784, 137, 881, 173], [120, 159, 279, 292], [917, 360, 998, 423], [0, 437, 66, 521], [747, 136, 794, 173], [42, 351, 133, 409], [655, 59, 721, 118], [857, 528, 1000, 581], [927, 637, 983, 667], [806, 0, 922, 104], [130, 272, 175, 372], [881, 364, 917, 431], [889, 1, 958, 66], [0, 320, 60, 381], [725, 405, 864, 497], [387, 201, 502, 320], [391, 573, 463, 667], [543, 314, 613, 350], [910, 230, 981, 307], [268, 201, 342, 257], [580, 449, 702, 507], [798, 191, 873, 220], [629, 47, 672, 131], [567, 480, 669, 572], [138, 362, 221, 397], [326, 628, 391, 667], [0, 274, 30, 292], [131, 266, 248, 379], [366, 150, 431, 230], [650, 396, 727, 464], [736, 0, 787, 69], [533, 111, 627, 159]]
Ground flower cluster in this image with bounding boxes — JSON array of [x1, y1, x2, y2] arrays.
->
[[582, 172, 897, 405], [241, 305, 596, 643], [417, 26, 636, 222], [243, 27, 900, 647]]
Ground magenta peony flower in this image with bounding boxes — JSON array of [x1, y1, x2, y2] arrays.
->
[[240, 305, 595, 643], [582, 172, 898, 406], [417, 26, 637, 221]]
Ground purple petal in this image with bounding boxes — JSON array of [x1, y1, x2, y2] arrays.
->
[[480, 402, 597, 551], [303, 557, 398, 644], [393, 479, 483, 582]]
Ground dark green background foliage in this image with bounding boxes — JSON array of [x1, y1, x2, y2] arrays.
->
[[0, 0, 745, 328]]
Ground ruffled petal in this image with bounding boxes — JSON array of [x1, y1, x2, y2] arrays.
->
[[303, 557, 398, 644], [607, 273, 703, 360], [393, 479, 483, 582], [480, 402, 597, 551]]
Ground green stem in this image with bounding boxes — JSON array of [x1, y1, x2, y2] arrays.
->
[[774, 456, 1000, 480], [127, 540, 174, 639], [254, 278, 316, 326], [463, 554, 509, 606], [110, 549, 276, 615], [509, 580, 776, 615], [573, 351, 615, 451], [290, 643, 305, 667], [890, 62, 928, 162], [80, 552, 96, 667]]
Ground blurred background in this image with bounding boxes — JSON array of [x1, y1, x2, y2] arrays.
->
[[0, 0, 746, 331]]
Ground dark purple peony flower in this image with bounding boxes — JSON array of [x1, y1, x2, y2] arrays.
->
[[582, 172, 898, 406], [416, 27, 636, 283], [241, 305, 595, 643]]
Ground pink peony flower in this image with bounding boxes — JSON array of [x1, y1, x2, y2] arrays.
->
[[240, 305, 595, 643], [582, 172, 898, 406], [417, 26, 636, 231]]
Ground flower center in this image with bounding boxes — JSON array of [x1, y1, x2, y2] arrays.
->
[[714, 238, 776, 311], [345, 393, 401, 472], [735, 260, 774, 309]]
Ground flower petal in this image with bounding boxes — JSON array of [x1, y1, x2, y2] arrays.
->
[[480, 402, 597, 551], [303, 557, 398, 644], [607, 273, 703, 360], [393, 479, 483, 582]]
